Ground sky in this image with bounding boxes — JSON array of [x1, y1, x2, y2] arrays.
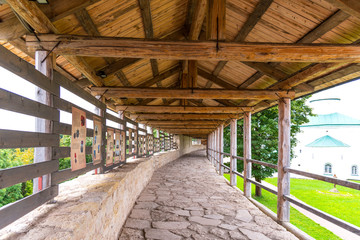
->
[[307, 79, 360, 119], [1, 66, 360, 132]]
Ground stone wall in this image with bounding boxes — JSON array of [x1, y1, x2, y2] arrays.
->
[[0, 136, 205, 240]]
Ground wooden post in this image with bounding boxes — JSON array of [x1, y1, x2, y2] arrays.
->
[[230, 119, 237, 186], [215, 128, 219, 170], [34, 50, 58, 193], [243, 112, 252, 198], [219, 124, 224, 175], [277, 98, 291, 222]]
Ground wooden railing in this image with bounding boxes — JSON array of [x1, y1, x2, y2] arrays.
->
[[0, 46, 177, 229], [207, 148, 360, 236]]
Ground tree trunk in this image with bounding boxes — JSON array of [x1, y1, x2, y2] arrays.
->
[[255, 177, 262, 197]]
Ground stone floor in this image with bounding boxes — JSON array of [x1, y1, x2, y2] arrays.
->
[[119, 150, 298, 240]]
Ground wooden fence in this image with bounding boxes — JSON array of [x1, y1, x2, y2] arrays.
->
[[0, 46, 176, 229], [207, 145, 360, 235]]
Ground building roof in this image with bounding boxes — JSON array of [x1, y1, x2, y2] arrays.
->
[[301, 113, 360, 127], [306, 135, 350, 147]]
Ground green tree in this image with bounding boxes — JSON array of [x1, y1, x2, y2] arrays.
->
[[224, 97, 313, 196]]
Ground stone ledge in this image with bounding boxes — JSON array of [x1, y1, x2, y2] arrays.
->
[[0, 140, 204, 240]]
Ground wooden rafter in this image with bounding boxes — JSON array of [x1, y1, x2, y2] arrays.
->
[[324, 0, 360, 19], [6, 0, 104, 87], [237, 9, 351, 90], [137, 65, 180, 87], [26, 34, 360, 63], [91, 87, 295, 100], [116, 105, 253, 113], [132, 113, 240, 120], [210, 0, 273, 79]]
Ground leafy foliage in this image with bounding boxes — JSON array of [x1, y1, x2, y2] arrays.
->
[[224, 97, 313, 193], [0, 148, 34, 207]]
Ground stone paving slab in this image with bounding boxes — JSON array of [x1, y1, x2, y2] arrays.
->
[[119, 150, 298, 240]]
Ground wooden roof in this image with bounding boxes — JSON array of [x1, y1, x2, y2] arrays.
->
[[1, 0, 360, 138]]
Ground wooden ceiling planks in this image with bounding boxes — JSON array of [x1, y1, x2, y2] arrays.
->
[[2, 0, 360, 134]]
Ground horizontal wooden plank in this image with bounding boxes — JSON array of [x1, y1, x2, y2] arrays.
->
[[92, 88, 295, 100], [248, 159, 278, 169], [53, 146, 92, 159], [53, 71, 106, 110], [116, 105, 253, 113], [133, 113, 240, 120], [285, 195, 360, 235], [105, 112, 124, 125], [0, 160, 58, 189], [52, 162, 101, 185], [26, 34, 360, 63], [53, 122, 94, 136], [0, 88, 59, 121], [53, 96, 98, 120], [285, 167, 360, 190], [0, 186, 58, 229], [0, 45, 59, 96], [0, 129, 59, 149], [247, 178, 278, 195]]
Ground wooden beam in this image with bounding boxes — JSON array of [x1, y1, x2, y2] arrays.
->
[[6, 0, 103, 87], [235, 8, 351, 89], [206, 0, 226, 40], [324, 0, 360, 19], [153, 125, 219, 129], [0, 16, 28, 41], [140, 120, 223, 125], [91, 87, 295, 100], [116, 105, 253, 113], [133, 113, 240, 120], [211, 0, 273, 76], [97, 58, 140, 77], [242, 62, 287, 81], [198, 68, 237, 89], [26, 34, 360, 63], [188, 0, 207, 40], [137, 65, 180, 87], [297, 10, 349, 44]]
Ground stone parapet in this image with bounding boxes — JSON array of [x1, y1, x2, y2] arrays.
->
[[0, 136, 205, 240]]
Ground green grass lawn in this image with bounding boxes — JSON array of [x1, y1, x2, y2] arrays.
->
[[265, 177, 360, 228], [224, 175, 342, 240]]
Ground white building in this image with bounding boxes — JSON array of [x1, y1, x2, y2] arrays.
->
[[292, 98, 360, 180]]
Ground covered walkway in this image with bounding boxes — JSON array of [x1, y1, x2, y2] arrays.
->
[[120, 150, 297, 240]]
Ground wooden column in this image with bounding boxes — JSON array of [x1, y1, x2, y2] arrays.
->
[[243, 112, 252, 198], [230, 119, 237, 186], [33, 50, 58, 193], [215, 128, 219, 170], [277, 98, 291, 222], [218, 124, 224, 175]]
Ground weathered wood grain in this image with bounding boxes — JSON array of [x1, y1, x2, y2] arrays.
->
[[0, 186, 58, 229], [0, 130, 59, 149], [0, 88, 59, 121], [91, 87, 295, 100], [0, 160, 58, 189], [116, 105, 252, 113]]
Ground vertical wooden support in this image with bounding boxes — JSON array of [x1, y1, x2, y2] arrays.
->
[[230, 119, 237, 186], [206, 0, 226, 40], [243, 112, 252, 198], [218, 124, 224, 175], [215, 128, 219, 170], [207, 134, 209, 160], [99, 102, 106, 173], [277, 98, 291, 222], [212, 131, 215, 165], [34, 50, 58, 193]]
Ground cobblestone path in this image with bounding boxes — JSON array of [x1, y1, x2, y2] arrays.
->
[[120, 150, 298, 240]]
